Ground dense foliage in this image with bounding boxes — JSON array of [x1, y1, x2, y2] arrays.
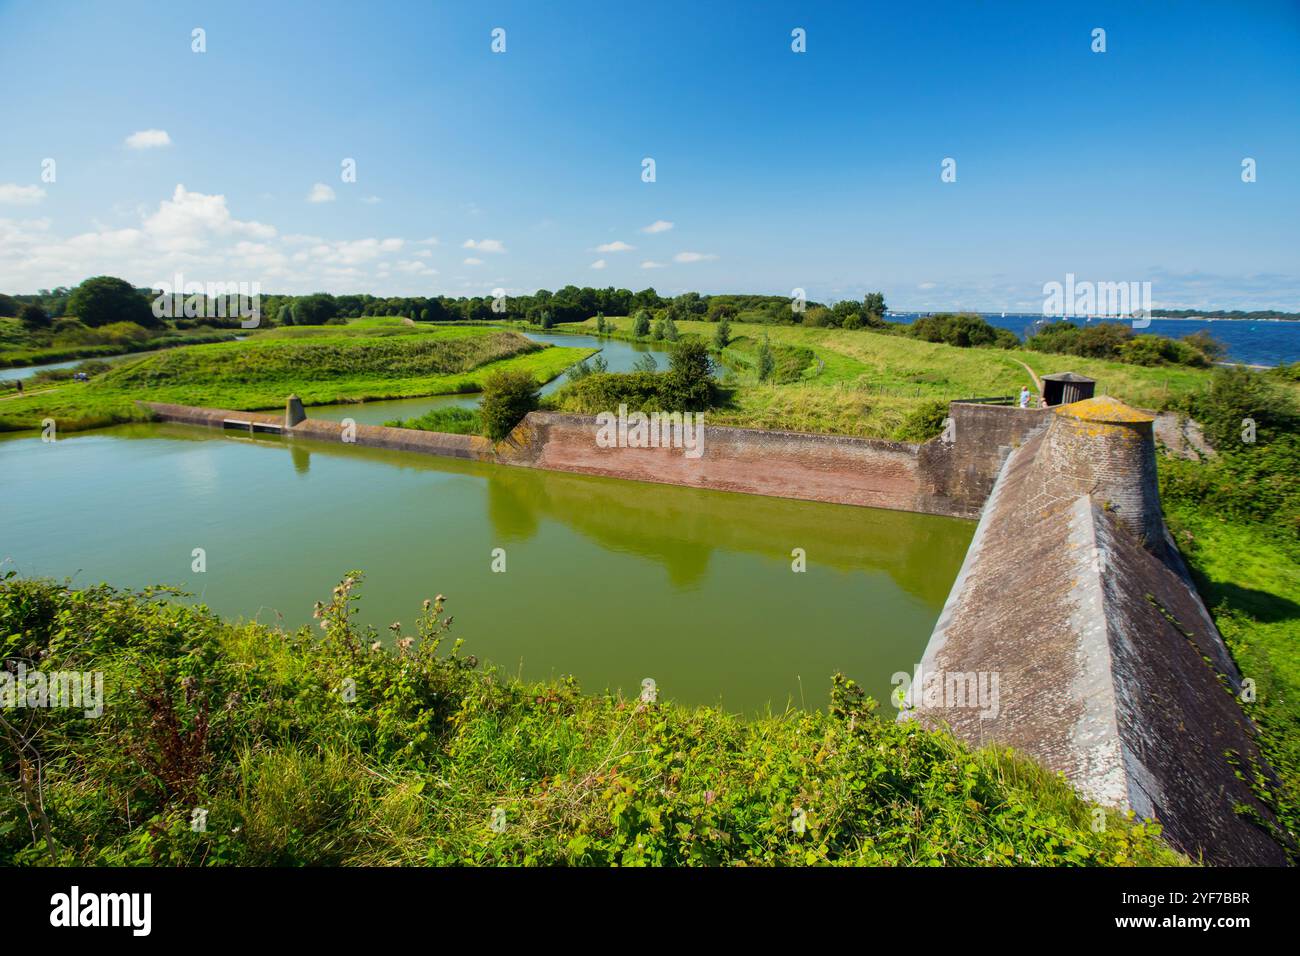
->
[[1025, 321, 1219, 367], [383, 406, 481, 435], [1161, 366, 1300, 552], [65, 276, 161, 330], [906, 313, 1018, 349], [478, 369, 541, 440], [0, 575, 1181, 866], [1158, 366, 1300, 853], [552, 339, 716, 414]]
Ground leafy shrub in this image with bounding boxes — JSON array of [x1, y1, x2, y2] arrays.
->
[[1124, 334, 1207, 368], [479, 369, 540, 440], [893, 399, 949, 442], [1161, 367, 1300, 552], [662, 338, 714, 410], [66, 276, 160, 329], [552, 371, 668, 414], [0, 575, 1183, 867], [18, 303, 50, 330], [1189, 365, 1300, 450], [566, 358, 595, 382], [713, 318, 731, 350], [908, 313, 1016, 349], [291, 293, 340, 326], [1026, 320, 1218, 367]]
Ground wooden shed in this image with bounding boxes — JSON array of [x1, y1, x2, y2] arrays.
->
[[1041, 372, 1096, 407]]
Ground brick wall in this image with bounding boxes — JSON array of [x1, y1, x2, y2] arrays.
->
[[143, 401, 1051, 519]]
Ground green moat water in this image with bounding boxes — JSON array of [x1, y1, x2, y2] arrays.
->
[[0, 421, 973, 712]]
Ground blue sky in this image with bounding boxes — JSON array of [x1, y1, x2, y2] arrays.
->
[[1, 0, 1297, 309]]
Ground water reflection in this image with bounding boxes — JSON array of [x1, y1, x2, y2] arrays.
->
[[0, 421, 974, 711]]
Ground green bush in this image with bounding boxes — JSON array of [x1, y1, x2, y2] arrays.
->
[[1026, 321, 1217, 367], [0, 575, 1183, 867], [551, 371, 665, 414], [1160, 367, 1300, 552], [632, 310, 651, 338], [893, 399, 950, 442], [662, 338, 714, 410], [908, 313, 1016, 349], [66, 276, 160, 329], [384, 406, 481, 435], [479, 369, 540, 440], [1189, 365, 1300, 451], [18, 303, 50, 331], [713, 318, 731, 350]]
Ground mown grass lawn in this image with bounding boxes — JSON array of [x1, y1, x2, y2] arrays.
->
[[0, 325, 593, 433]]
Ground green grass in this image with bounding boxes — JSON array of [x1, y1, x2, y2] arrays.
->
[[0, 574, 1183, 866], [557, 316, 1281, 439], [0, 326, 593, 433], [0, 330, 244, 368], [384, 406, 482, 434], [1162, 503, 1300, 846]]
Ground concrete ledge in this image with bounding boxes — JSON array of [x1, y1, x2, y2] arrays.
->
[[141, 402, 494, 461]]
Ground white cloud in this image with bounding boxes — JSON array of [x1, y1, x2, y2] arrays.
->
[[416, 236, 439, 246], [395, 259, 438, 275], [304, 237, 404, 266], [0, 184, 437, 295], [0, 184, 46, 205], [361, 195, 382, 204], [641, 219, 674, 234], [307, 183, 336, 203], [463, 256, 484, 265], [144, 185, 276, 251], [918, 281, 937, 290], [674, 251, 717, 263], [590, 259, 607, 270], [462, 238, 506, 253], [640, 260, 666, 269], [595, 240, 635, 253], [125, 129, 172, 149]]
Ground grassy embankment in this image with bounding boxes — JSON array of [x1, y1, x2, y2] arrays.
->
[[550, 316, 1246, 439], [1159, 508, 1300, 847], [0, 323, 593, 434], [0, 573, 1182, 866], [0, 316, 243, 369]]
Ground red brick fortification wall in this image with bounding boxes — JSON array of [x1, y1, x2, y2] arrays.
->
[[497, 412, 928, 511], [916, 403, 1050, 517], [142, 401, 1050, 518]]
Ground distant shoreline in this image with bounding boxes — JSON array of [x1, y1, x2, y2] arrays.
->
[[889, 312, 1300, 323]]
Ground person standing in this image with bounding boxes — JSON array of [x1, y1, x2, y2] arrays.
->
[[1018, 385, 1030, 408]]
